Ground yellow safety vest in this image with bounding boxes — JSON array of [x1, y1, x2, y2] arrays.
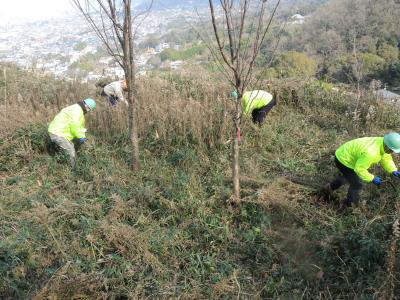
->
[[336, 137, 397, 182], [242, 90, 273, 115], [48, 104, 86, 141]]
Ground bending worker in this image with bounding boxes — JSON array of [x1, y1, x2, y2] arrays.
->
[[233, 90, 276, 125], [102, 80, 128, 107], [323, 133, 400, 207], [48, 98, 96, 168]]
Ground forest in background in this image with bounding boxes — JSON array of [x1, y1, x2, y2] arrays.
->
[[274, 0, 400, 87]]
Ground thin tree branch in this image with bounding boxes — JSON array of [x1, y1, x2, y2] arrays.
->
[[107, 0, 124, 45], [235, 0, 249, 73], [132, 0, 154, 41], [209, 0, 235, 71], [71, 0, 124, 66], [243, 0, 281, 88], [221, 0, 236, 63], [238, 0, 263, 80], [192, 9, 236, 84], [99, 7, 124, 66]]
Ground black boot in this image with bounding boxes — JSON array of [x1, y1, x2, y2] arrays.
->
[[320, 183, 333, 202]]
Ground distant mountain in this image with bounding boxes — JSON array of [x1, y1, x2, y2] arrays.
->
[[136, 0, 209, 10], [135, 0, 328, 12]]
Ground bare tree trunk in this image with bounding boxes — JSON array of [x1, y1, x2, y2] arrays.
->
[[206, 0, 280, 204], [353, 35, 361, 123], [232, 99, 241, 203], [72, 0, 153, 170], [124, 0, 140, 170], [128, 95, 140, 170], [4, 68, 7, 120], [348, 32, 364, 134]]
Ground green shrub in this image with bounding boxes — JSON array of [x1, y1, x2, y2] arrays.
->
[[273, 51, 317, 78]]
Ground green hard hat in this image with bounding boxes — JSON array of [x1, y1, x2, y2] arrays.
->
[[84, 98, 96, 111], [384, 132, 400, 153], [231, 90, 238, 98]]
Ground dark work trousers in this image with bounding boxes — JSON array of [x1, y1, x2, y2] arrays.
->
[[251, 98, 277, 125], [330, 157, 364, 206], [107, 95, 118, 106], [101, 90, 118, 106]]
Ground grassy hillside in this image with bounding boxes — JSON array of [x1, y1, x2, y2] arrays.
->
[[1, 67, 400, 298]]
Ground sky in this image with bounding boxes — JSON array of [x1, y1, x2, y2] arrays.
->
[[0, 0, 76, 23]]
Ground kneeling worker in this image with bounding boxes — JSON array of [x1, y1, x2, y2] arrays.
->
[[48, 98, 96, 168], [233, 90, 276, 125], [323, 133, 400, 207]]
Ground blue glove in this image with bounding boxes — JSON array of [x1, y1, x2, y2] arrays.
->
[[372, 176, 382, 186], [393, 171, 400, 177], [79, 138, 88, 144]]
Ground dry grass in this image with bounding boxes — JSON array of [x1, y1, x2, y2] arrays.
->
[[1, 66, 232, 151], [382, 201, 400, 300], [94, 69, 232, 150], [1, 63, 400, 298], [34, 270, 107, 300], [255, 177, 306, 210]]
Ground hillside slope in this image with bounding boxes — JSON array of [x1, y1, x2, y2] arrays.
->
[[1, 73, 400, 298]]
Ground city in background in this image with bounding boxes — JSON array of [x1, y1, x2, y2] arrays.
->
[[0, 4, 209, 82]]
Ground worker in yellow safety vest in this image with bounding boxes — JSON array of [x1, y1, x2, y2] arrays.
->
[[232, 90, 276, 125], [323, 133, 400, 207], [48, 98, 96, 168]]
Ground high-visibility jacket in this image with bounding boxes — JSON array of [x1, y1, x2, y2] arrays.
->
[[48, 104, 86, 141], [335, 137, 397, 182], [242, 90, 273, 115]]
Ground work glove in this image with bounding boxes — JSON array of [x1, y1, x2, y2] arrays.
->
[[372, 176, 382, 186], [392, 171, 400, 177], [78, 138, 88, 144]]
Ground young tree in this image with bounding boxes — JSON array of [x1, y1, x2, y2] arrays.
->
[[72, 0, 153, 170], [206, 0, 281, 203]]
